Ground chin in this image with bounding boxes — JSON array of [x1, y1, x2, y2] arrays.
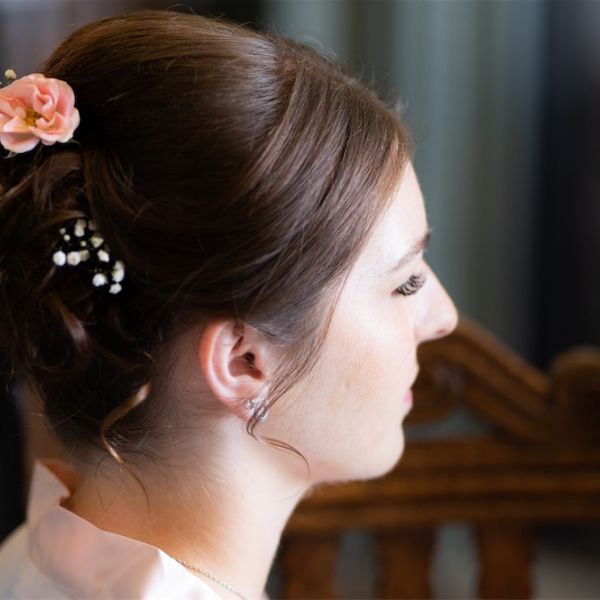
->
[[335, 432, 406, 484], [369, 434, 406, 480]]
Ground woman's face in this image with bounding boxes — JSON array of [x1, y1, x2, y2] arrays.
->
[[271, 161, 458, 485]]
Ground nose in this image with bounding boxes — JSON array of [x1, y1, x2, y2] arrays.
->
[[415, 263, 458, 343]]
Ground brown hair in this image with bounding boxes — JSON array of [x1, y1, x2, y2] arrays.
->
[[0, 9, 412, 477]]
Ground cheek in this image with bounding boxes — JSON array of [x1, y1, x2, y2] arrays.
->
[[274, 294, 418, 475], [325, 298, 415, 413]]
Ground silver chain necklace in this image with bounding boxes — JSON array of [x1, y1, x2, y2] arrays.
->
[[171, 555, 249, 600]]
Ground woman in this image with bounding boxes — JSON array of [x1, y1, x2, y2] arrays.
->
[[0, 9, 457, 599]]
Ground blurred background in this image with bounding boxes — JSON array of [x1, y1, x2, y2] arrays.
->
[[1, 0, 599, 598]]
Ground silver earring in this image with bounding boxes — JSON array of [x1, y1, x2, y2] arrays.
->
[[244, 398, 269, 422]]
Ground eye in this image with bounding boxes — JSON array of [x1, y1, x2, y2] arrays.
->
[[395, 272, 426, 296]]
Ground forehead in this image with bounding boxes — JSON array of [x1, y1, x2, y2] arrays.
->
[[382, 162, 425, 237], [354, 162, 427, 274]]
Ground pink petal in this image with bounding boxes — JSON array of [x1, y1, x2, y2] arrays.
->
[[6, 81, 41, 104], [32, 92, 55, 120], [55, 81, 75, 115], [0, 131, 40, 152], [2, 115, 31, 133], [0, 96, 17, 119]]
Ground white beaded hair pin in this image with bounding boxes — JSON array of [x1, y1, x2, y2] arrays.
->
[[52, 218, 125, 295]]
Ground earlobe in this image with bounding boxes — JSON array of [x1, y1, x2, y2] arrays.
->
[[197, 319, 269, 421]]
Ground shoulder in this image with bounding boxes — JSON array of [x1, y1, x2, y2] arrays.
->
[[1, 460, 224, 599], [0, 523, 69, 598], [0, 520, 224, 599]]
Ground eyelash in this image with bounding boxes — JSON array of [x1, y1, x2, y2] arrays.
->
[[395, 272, 426, 296]]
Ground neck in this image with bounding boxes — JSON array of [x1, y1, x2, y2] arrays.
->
[[63, 424, 311, 600]]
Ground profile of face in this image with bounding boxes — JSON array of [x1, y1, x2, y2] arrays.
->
[[267, 161, 458, 485]]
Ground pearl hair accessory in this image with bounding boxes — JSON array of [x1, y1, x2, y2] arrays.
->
[[52, 218, 125, 294]]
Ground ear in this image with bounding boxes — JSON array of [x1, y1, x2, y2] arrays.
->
[[197, 319, 272, 421]]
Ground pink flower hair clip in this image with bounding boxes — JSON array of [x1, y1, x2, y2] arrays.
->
[[0, 68, 80, 156]]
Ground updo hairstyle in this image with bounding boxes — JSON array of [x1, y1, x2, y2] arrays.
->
[[0, 9, 412, 473]]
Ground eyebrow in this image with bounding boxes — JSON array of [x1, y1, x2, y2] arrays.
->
[[386, 227, 433, 274]]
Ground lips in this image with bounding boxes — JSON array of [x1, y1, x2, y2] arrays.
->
[[402, 369, 418, 408]]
